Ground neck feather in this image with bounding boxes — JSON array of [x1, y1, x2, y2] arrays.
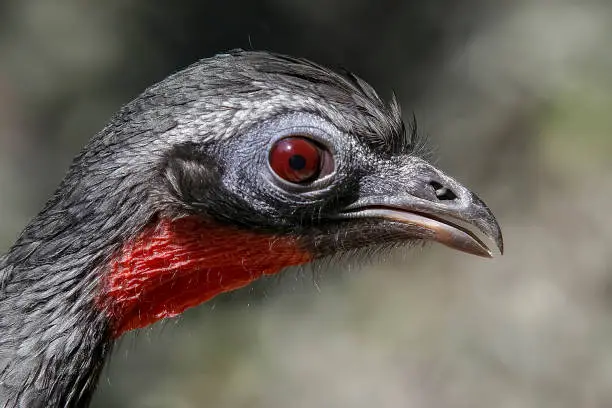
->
[[0, 257, 112, 407], [0, 210, 311, 407]]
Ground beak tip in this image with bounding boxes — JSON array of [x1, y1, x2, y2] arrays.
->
[[494, 227, 504, 256]]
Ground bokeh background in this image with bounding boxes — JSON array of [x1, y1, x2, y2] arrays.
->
[[1, 1, 611, 407]]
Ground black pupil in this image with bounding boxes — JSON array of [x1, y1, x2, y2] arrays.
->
[[289, 155, 306, 170]]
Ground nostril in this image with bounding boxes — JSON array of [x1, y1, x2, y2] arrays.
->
[[429, 181, 458, 201]]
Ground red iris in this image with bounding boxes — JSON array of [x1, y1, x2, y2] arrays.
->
[[269, 137, 322, 183]]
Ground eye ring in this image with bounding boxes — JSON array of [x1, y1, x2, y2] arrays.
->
[[268, 136, 334, 184]]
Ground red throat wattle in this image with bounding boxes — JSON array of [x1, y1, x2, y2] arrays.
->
[[99, 217, 312, 338]]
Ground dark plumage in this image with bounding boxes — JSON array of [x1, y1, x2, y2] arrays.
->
[[0, 50, 502, 407]]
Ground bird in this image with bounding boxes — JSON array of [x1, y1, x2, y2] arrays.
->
[[0, 50, 503, 408]]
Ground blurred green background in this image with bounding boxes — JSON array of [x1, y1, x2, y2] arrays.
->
[[1, 1, 611, 407]]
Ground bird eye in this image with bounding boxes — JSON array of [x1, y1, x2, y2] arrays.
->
[[269, 137, 332, 184]]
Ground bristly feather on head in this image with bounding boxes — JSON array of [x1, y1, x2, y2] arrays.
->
[[157, 49, 418, 157]]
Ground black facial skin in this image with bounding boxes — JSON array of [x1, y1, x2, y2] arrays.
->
[[164, 112, 364, 230]]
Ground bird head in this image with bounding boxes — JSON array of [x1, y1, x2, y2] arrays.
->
[[89, 51, 503, 336], [0, 50, 504, 407], [5, 51, 503, 339]]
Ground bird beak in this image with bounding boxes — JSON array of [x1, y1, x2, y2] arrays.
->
[[339, 159, 504, 258]]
